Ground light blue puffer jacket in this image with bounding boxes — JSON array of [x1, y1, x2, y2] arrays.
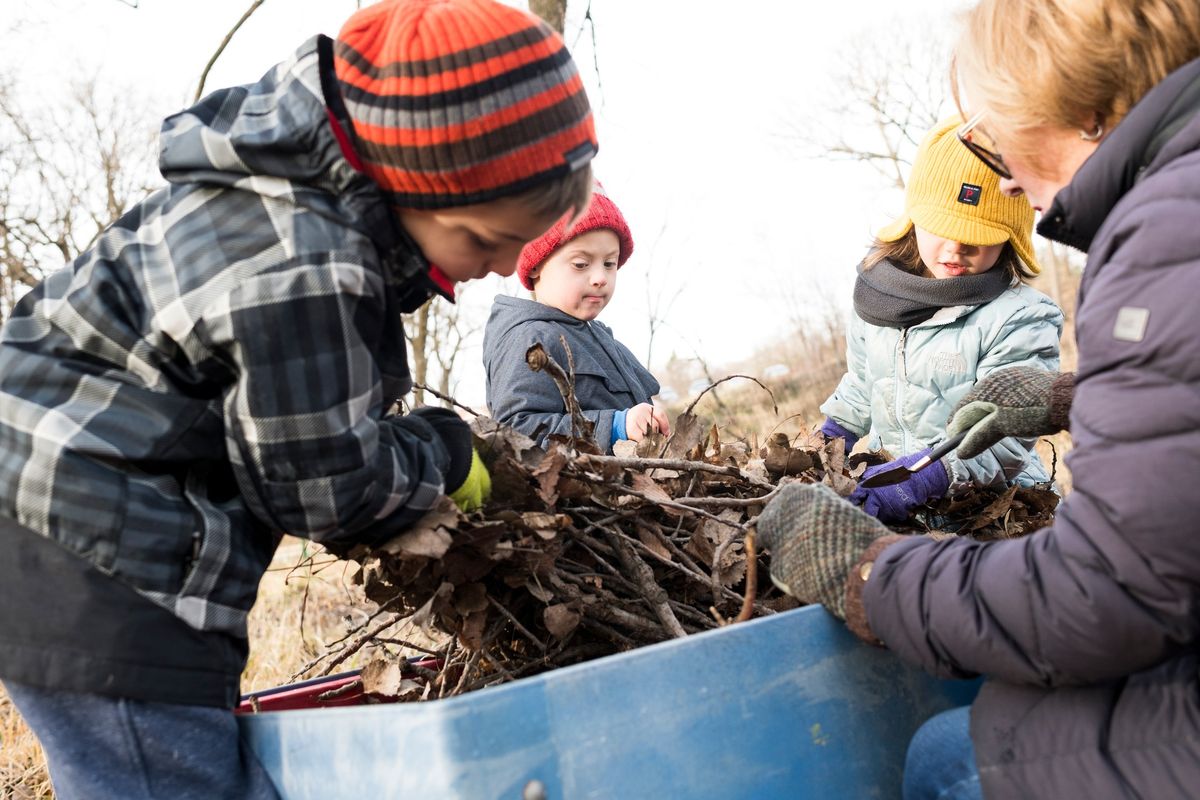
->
[[820, 282, 1064, 490]]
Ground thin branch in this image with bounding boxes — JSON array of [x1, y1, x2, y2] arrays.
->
[[195, 0, 268, 103], [578, 453, 776, 491], [734, 531, 757, 624], [525, 341, 590, 442], [412, 383, 483, 417]]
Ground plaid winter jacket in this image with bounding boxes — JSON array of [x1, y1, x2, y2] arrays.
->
[[0, 36, 451, 643]]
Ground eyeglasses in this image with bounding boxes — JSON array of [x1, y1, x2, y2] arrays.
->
[[957, 110, 1012, 180]]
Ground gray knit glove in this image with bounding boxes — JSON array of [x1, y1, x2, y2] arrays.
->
[[756, 483, 892, 620], [947, 367, 1074, 459]]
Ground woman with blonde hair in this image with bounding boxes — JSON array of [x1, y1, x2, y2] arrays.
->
[[756, 0, 1200, 797]]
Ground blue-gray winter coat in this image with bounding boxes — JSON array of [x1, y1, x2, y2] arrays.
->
[[821, 283, 1062, 490], [483, 295, 659, 452], [864, 56, 1200, 799]]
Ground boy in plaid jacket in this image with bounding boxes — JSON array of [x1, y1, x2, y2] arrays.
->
[[0, 1, 595, 796]]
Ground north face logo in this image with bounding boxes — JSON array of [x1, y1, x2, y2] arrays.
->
[[932, 352, 968, 374], [958, 183, 982, 205]]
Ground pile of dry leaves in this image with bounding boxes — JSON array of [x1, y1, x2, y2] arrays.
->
[[296, 347, 1059, 703]]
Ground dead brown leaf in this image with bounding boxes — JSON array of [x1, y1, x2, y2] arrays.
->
[[379, 501, 457, 558], [663, 412, 705, 459], [544, 604, 581, 639], [361, 659, 424, 699]]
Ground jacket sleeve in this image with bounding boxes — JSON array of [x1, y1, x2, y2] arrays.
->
[[943, 294, 1064, 489], [207, 254, 451, 546], [819, 313, 871, 436], [485, 324, 614, 451], [864, 196, 1200, 686]]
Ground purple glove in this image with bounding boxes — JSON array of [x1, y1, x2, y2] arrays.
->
[[820, 417, 860, 454], [849, 448, 949, 524]]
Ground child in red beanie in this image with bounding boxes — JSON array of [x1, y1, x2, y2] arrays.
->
[[0, 0, 596, 796], [483, 184, 669, 452]]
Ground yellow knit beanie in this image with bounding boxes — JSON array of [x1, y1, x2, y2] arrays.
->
[[877, 116, 1040, 274]]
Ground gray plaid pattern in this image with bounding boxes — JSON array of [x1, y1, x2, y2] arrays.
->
[[0, 37, 449, 638]]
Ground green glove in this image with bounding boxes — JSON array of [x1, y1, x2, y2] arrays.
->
[[756, 483, 891, 619], [448, 449, 492, 512], [947, 367, 1074, 459], [408, 406, 490, 512]]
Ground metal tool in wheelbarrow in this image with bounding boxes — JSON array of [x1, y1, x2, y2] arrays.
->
[[857, 429, 969, 488]]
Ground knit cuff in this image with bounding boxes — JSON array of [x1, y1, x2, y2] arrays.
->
[[1048, 372, 1075, 432], [843, 534, 907, 645]]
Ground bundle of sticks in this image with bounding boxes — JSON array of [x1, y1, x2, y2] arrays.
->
[[296, 343, 1059, 701]]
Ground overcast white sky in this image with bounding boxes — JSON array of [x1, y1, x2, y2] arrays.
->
[[9, 0, 972, 407]]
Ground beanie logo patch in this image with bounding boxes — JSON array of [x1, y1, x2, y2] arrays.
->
[[957, 183, 982, 206]]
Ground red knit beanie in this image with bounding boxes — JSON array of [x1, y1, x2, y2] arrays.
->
[[333, 0, 598, 209], [517, 183, 634, 290]]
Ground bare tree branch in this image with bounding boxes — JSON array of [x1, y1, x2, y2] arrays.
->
[[195, 0, 268, 103], [781, 16, 951, 192]]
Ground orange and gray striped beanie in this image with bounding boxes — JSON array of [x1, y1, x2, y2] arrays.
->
[[333, 0, 598, 209]]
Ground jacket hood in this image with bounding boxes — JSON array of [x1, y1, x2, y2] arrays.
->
[[158, 35, 442, 310], [159, 35, 373, 218], [484, 295, 595, 347]]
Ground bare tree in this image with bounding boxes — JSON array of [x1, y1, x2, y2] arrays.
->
[[404, 295, 478, 407], [640, 219, 685, 366], [0, 78, 159, 321], [786, 18, 951, 191]]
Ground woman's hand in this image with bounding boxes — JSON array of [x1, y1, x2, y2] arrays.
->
[[947, 368, 1074, 458]]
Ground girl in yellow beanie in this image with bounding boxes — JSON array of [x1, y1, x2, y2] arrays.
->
[[819, 116, 1064, 524]]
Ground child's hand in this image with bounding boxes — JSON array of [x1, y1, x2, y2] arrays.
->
[[624, 403, 671, 441], [849, 451, 949, 524]]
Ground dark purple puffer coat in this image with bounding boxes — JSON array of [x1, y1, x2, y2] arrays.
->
[[864, 57, 1200, 799]]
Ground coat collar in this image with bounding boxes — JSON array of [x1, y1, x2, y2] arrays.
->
[[1039, 56, 1200, 253]]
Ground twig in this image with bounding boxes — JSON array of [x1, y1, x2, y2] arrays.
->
[[194, 0, 267, 102], [677, 488, 781, 508], [450, 649, 483, 697], [316, 679, 363, 702], [578, 453, 776, 490], [371, 637, 444, 657], [711, 526, 749, 602], [735, 531, 757, 624], [488, 597, 547, 652], [579, 472, 745, 528], [683, 375, 776, 417], [577, 514, 751, 607], [526, 342, 591, 442], [290, 592, 405, 680], [413, 384, 483, 417], [314, 610, 403, 678], [659, 374, 778, 456], [607, 533, 687, 639]]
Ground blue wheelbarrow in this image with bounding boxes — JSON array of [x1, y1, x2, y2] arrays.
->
[[240, 605, 980, 799]]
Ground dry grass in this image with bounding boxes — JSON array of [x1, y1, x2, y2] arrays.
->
[[0, 538, 369, 799], [0, 691, 52, 800], [242, 538, 370, 691]]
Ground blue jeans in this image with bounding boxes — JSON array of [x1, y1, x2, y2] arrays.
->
[[4, 680, 279, 800], [903, 706, 983, 800]]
